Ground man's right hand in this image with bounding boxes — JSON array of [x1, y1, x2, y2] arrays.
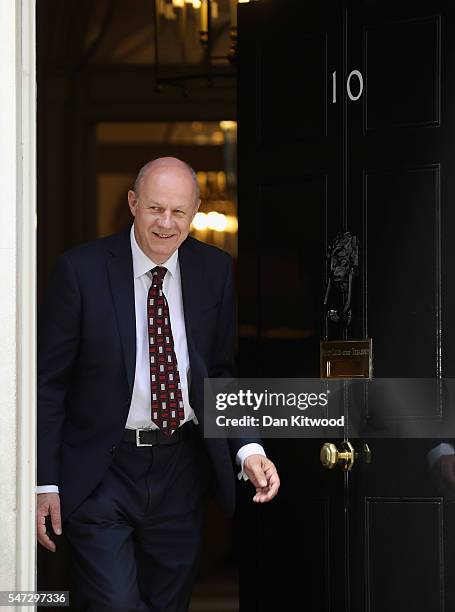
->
[[36, 493, 62, 552]]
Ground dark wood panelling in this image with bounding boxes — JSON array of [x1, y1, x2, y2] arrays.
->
[[96, 144, 225, 172]]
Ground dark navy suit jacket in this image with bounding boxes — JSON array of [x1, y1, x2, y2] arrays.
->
[[38, 228, 253, 520]]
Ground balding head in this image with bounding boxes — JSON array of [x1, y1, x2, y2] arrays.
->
[[133, 157, 200, 204]]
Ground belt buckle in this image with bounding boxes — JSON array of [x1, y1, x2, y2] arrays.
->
[[135, 428, 154, 447]]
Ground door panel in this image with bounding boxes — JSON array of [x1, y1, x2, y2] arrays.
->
[[238, 1, 455, 611], [238, 2, 346, 611], [365, 497, 443, 611], [347, 5, 455, 611], [259, 178, 328, 349], [364, 16, 441, 131], [260, 33, 329, 142], [364, 166, 440, 378]]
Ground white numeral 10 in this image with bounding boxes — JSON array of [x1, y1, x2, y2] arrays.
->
[[332, 70, 364, 103]]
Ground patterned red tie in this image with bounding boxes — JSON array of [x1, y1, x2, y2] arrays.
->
[[147, 266, 185, 436]]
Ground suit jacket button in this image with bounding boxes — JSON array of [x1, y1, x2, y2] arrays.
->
[[110, 445, 117, 454]]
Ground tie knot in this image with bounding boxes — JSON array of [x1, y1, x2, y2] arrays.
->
[[151, 266, 167, 286]]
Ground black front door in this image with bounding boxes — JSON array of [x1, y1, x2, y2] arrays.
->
[[237, 1, 455, 610]]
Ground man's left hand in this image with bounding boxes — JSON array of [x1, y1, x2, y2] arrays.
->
[[243, 454, 280, 503]]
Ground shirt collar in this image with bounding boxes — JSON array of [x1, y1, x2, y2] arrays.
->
[[130, 224, 179, 279]]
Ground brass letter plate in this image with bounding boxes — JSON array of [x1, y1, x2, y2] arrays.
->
[[320, 339, 373, 379]]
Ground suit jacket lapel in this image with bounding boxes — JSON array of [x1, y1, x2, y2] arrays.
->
[[106, 228, 137, 395], [179, 239, 208, 416], [105, 233, 205, 410], [178, 238, 202, 343]]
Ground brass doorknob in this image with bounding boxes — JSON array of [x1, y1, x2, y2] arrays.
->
[[320, 440, 355, 471]]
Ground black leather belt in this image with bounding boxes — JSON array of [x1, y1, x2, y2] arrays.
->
[[122, 421, 199, 447]]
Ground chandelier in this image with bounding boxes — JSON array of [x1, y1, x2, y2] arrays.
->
[[153, 0, 255, 90]]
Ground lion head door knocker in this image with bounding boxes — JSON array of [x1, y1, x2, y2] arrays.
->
[[321, 233, 372, 379], [323, 232, 359, 331]]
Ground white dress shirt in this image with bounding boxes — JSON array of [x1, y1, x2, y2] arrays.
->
[[37, 226, 264, 494], [127, 226, 195, 431]]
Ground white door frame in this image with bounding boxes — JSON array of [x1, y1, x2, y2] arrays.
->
[[0, 0, 36, 602], [17, 0, 37, 594]]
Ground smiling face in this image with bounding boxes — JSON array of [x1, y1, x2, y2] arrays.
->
[[128, 161, 200, 263]]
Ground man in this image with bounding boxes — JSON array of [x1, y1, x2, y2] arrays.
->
[[36, 157, 280, 612]]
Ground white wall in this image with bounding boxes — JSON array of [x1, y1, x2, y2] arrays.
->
[[0, 0, 36, 605]]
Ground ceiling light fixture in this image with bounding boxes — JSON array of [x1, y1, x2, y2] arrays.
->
[[153, 0, 257, 92]]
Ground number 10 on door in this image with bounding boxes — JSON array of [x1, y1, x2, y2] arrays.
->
[[332, 70, 364, 103]]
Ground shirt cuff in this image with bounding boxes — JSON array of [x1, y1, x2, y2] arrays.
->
[[427, 443, 455, 468], [235, 443, 266, 481], [36, 485, 59, 494]]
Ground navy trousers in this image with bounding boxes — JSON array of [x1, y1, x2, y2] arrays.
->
[[63, 436, 212, 612]]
